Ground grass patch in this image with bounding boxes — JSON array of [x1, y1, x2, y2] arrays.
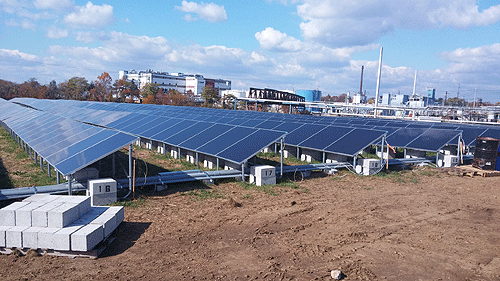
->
[[238, 181, 277, 196], [242, 193, 252, 199], [256, 151, 277, 158], [183, 189, 224, 200], [111, 197, 146, 208], [375, 171, 406, 183]]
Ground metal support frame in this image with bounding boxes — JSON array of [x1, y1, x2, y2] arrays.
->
[[217, 158, 219, 171], [128, 144, 133, 192], [47, 163, 51, 178], [150, 140, 153, 151], [57, 171, 60, 184], [163, 143, 166, 156], [435, 152, 439, 167], [196, 152, 199, 167], [234, 99, 237, 110], [380, 136, 386, 169], [274, 143, 277, 154], [296, 147, 300, 159], [40, 157, 44, 170], [353, 155, 357, 169], [322, 152, 326, 163], [178, 147, 181, 160], [404, 148, 407, 158], [280, 138, 284, 178], [68, 174, 73, 195], [241, 163, 245, 183]]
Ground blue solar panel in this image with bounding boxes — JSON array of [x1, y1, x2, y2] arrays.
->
[[163, 122, 215, 146], [324, 129, 385, 156], [299, 126, 353, 150], [285, 124, 325, 146], [406, 129, 461, 151], [55, 132, 137, 175], [197, 126, 256, 155], [151, 120, 198, 142], [386, 128, 428, 147], [217, 129, 285, 163], [180, 124, 234, 150]]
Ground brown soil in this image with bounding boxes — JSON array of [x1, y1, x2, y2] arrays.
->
[[1, 168, 500, 280]]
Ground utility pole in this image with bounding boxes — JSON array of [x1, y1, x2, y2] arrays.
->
[[374, 47, 383, 117], [444, 91, 448, 106]]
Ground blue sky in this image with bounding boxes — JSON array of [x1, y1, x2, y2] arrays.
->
[[1, 0, 500, 102]]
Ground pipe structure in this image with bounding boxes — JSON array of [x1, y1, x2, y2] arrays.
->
[[374, 47, 383, 117], [128, 144, 133, 192]]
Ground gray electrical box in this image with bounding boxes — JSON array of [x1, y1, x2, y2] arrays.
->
[[87, 179, 117, 206]]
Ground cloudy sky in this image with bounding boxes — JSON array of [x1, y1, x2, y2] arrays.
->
[[1, 0, 500, 102]]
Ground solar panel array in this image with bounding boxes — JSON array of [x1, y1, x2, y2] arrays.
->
[[12, 98, 389, 158], [0, 99, 137, 176]]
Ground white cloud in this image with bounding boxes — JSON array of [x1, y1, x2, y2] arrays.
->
[[21, 19, 36, 30], [255, 27, 303, 52], [294, 0, 500, 47], [0, 49, 38, 61], [63, 2, 114, 28], [175, 1, 227, 23], [47, 26, 68, 39], [75, 31, 109, 43], [34, 0, 74, 12]]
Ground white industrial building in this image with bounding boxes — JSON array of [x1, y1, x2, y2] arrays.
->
[[118, 70, 231, 96]]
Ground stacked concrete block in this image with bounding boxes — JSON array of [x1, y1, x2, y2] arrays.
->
[[0, 195, 124, 253], [0, 226, 11, 247], [22, 194, 61, 203], [52, 224, 85, 251], [6, 226, 30, 248], [22, 227, 46, 249], [37, 227, 60, 249], [32, 202, 65, 227], [48, 203, 80, 228], [15, 202, 46, 226], [71, 224, 104, 252], [0, 202, 30, 226]]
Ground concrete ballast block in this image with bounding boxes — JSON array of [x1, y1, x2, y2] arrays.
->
[[15, 202, 47, 226], [90, 214, 116, 238], [6, 226, 30, 248], [22, 227, 46, 249], [31, 202, 64, 227], [0, 202, 30, 226], [104, 206, 124, 224], [22, 194, 61, 203], [71, 224, 104, 252], [0, 226, 12, 247], [37, 227, 60, 249], [48, 203, 79, 228], [52, 224, 85, 251]]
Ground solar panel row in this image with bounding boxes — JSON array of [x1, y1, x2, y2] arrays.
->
[[0, 99, 137, 176]]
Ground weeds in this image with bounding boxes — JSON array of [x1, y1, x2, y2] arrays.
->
[[111, 197, 146, 208], [183, 189, 224, 200]]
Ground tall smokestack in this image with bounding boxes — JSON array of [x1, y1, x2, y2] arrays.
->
[[374, 47, 383, 116], [412, 70, 417, 96], [359, 65, 364, 95]]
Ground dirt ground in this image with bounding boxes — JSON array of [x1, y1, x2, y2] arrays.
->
[[1, 167, 500, 280]]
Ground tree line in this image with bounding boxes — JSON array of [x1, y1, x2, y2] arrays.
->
[[0, 72, 227, 107]]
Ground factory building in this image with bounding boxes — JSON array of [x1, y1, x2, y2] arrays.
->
[[118, 70, 231, 96], [296, 90, 322, 112]]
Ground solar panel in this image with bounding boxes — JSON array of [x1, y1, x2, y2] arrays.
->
[[386, 128, 428, 148], [405, 129, 462, 151], [298, 126, 353, 150], [324, 129, 386, 156]]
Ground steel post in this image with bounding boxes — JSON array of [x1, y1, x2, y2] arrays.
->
[[129, 144, 133, 192], [280, 138, 284, 178], [241, 163, 245, 183], [112, 152, 116, 179], [68, 174, 72, 195]]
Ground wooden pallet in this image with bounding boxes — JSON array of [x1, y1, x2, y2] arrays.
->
[[448, 165, 500, 177], [0, 237, 115, 259]]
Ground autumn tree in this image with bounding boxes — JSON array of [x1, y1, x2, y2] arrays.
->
[[60, 77, 89, 100], [90, 72, 113, 101], [201, 86, 219, 106], [113, 77, 139, 103], [0, 79, 17, 99], [141, 83, 158, 104]]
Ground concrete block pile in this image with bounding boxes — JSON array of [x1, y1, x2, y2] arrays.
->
[[0, 194, 124, 252]]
